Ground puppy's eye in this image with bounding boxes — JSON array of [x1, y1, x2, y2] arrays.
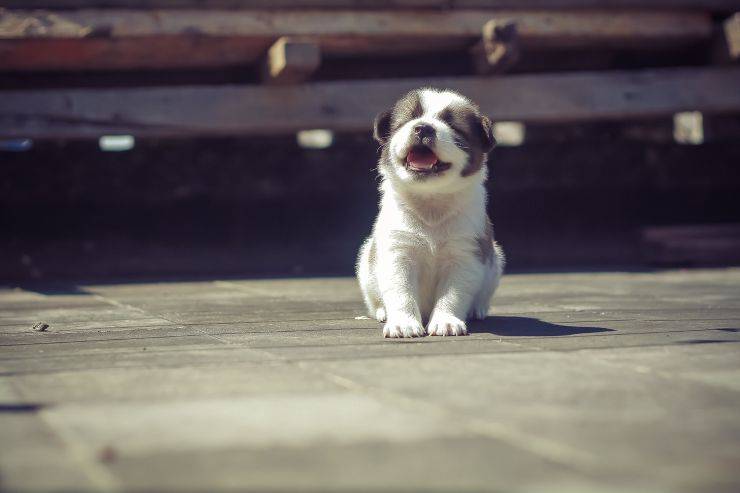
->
[[450, 124, 467, 137], [453, 133, 471, 150], [447, 122, 469, 141], [437, 109, 454, 126], [438, 109, 468, 138]]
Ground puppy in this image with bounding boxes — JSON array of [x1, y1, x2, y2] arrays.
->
[[356, 87, 504, 338]]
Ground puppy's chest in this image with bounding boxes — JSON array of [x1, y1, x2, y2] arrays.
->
[[412, 231, 471, 311], [378, 195, 484, 267], [406, 226, 475, 269]]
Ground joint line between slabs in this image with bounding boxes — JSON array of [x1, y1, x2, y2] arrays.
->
[[36, 409, 122, 493]]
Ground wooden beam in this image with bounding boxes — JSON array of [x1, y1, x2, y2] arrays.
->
[[2, 1, 740, 11], [2, 67, 740, 139], [261, 37, 321, 85], [0, 8, 711, 42], [470, 20, 520, 74], [0, 9, 712, 71], [455, 0, 740, 9]]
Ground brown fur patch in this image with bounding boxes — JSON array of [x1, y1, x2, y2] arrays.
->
[[476, 218, 494, 264], [461, 151, 486, 178], [437, 102, 491, 177], [391, 90, 423, 131]]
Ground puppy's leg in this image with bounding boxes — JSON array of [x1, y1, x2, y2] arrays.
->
[[427, 256, 483, 336], [376, 248, 424, 338], [356, 237, 385, 321], [469, 242, 505, 320]]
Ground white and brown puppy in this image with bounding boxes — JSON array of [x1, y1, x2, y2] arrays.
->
[[356, 87, 505, 338]]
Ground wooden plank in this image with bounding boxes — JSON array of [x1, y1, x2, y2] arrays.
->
[[261, 37, 321, 85], [455, 0, 740, 9], [0, 9, 712, 41], [0, 9, 712, 71], [2, 67, 740, 139], [2, 1, 740, 11]]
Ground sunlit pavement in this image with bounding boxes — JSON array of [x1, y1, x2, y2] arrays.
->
[[1, 269, 739, 492]]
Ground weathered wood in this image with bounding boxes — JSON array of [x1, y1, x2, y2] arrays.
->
[[2, 1, 740, 10], [0, 9, 712, 41], [0, 9, 713, 71], [2, 67, 740, 139], [471, 20, 520, 74], [261, 37, 321, 85], [455, 0, 740, 8]]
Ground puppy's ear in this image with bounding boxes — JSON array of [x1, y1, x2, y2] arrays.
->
[[479, 115, 497, 153], [373, 110, 392, 145]]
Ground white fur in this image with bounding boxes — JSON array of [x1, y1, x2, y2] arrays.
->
[[357, 89, 504, 338], [420, 89, 468, 115]]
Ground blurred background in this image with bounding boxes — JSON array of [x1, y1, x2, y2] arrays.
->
[[2, 1, 740, 281]]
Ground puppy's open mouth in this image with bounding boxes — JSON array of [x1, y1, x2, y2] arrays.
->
[[404, 145, 450, 175]]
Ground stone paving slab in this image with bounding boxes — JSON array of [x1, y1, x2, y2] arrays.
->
[[306, 346, 740, 483], [108, 437, 603, 493], [0, 269, 739, 492], [0, 413, 106, 492], [2, 363, 346, 404]]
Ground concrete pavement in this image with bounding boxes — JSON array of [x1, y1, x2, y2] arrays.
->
[[1, 269, 739, 492]]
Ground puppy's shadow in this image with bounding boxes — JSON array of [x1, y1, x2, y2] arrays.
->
[[469, 316, 613, 337]]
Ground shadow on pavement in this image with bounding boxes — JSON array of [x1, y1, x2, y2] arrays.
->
[[469, 315, 613, 337]]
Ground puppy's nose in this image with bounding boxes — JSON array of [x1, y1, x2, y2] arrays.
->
[[413, 124, 435, 139]]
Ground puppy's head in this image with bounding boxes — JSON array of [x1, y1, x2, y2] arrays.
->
[[374, 88, 495, 192]]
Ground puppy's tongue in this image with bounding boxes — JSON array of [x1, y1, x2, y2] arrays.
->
[[406, 147, 438, 170]]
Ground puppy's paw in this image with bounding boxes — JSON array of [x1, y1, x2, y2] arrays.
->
[[427, 313, 468, 336], [375, 307, 387, 322], [383, 316, 425, 338]]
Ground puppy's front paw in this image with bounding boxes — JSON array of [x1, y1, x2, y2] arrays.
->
[[427, 313, 468, 336], [383, 316, 425, 338]]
